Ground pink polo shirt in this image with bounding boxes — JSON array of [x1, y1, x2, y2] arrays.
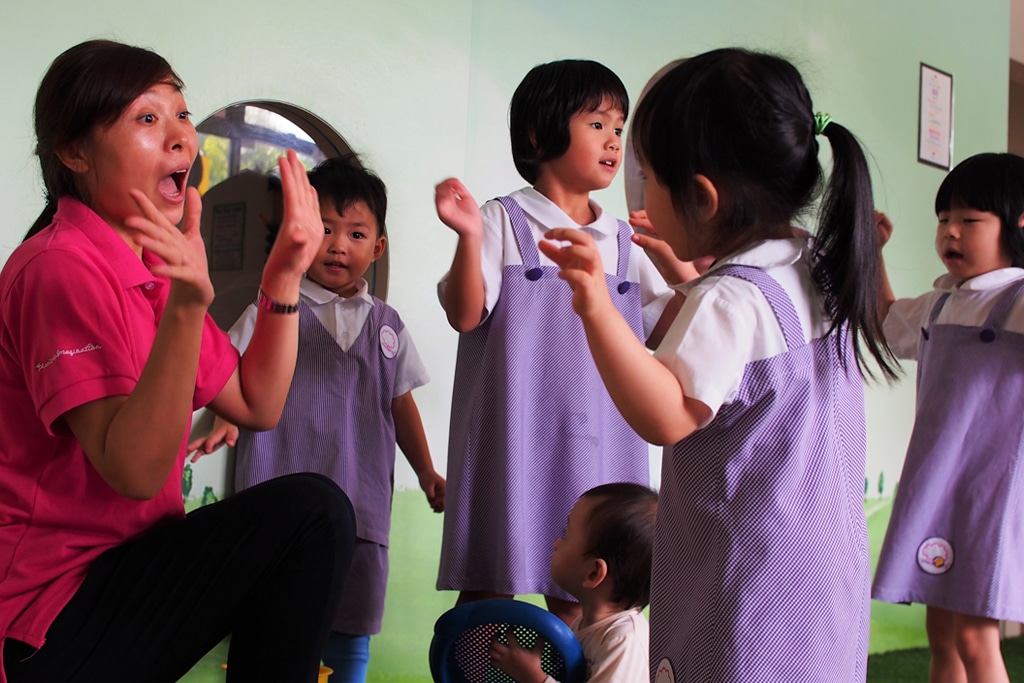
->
[[0, 198, 238, 665]]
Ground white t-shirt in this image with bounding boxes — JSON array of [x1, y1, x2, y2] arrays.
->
[[885, 267, 1024, 360], [653, 237, 830, 426], [230, 276, 429, 397], [545, 608, 649, 683], [438, 186, 674, 337]]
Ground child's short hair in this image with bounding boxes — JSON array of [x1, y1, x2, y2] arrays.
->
[[579, 482, 657, 610], [509, 59, 629, 185], [307, 154, 387, 236], [934, 152, 1024, 268]]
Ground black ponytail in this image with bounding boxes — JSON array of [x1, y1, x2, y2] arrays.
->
[[814, 122, 897, 380]]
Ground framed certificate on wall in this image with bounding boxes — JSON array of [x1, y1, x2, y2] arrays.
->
[[918, 63, 954, 170]]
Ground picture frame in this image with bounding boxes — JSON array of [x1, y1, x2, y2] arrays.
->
[[918, 63, 954, 170]]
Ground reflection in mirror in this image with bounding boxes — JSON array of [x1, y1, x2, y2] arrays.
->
[[191, 101, 389, 330]]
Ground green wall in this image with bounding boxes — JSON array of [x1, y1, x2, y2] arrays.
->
[[0, 1, 1011, 678]]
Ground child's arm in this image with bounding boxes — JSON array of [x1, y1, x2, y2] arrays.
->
[[540, 228, 711, 445], [876, 210, 896, 322], [392, 391, 445, 512], [436, 178, 486, 332], [187, 415, 240, 463], [489, 631, 550, 683]]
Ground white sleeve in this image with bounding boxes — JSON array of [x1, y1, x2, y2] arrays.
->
[[227, 304, 259, 354], [884, 293, 936, 361], [653, 282, 757, 425], [393, 326, 430, 397]]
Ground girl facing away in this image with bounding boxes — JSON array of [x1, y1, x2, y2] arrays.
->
[[872, 152, 1024, 683], [433, 59, 681, 625], [0, 40, 355, 682], [540, 49, 896, 682]]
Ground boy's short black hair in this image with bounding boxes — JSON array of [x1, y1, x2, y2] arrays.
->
[[934, 152, 1024, 268], [307, 154, 387, 236], [509, 59, 629, 185], [580, 482, 658, 610]]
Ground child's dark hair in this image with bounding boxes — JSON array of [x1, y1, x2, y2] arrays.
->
[[26, 40, 184, 241], [934, 152, 1024, 267], [580, 482, 657, 610], [632, 48, 896, 380], [307, 154, 387, 237], [509, 59, 629, 185]]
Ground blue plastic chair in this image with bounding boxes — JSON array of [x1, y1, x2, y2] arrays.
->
[[429, 599, 587, 683]]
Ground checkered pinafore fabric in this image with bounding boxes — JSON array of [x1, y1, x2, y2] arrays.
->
[[873, 278, 1024, 622], [651, 265, 870, 683], [437, 196, 649, 600]]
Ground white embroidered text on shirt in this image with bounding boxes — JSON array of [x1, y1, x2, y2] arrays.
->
[[36, 343, 103, 371]]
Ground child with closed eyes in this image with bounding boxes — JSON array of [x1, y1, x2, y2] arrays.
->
[[433, 58, 681, 626], [872, 152, 1024, 683]]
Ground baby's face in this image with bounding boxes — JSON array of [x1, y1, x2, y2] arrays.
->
[[549, 496, 597, 597], [306, 199, 385, 298]]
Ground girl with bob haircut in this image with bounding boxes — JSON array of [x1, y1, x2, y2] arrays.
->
[[0, 39, 355, 682], [541, 48, 894, 681], [873, 152, 1024, 683], [433, 59, 679, 625]]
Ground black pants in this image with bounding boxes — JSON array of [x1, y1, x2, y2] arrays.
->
[[3, 473, 356, 683]]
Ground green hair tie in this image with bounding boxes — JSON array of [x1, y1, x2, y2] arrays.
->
[[814, 112, 833, 136]]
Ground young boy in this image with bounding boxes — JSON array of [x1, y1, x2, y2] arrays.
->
[[189, 155, 445, 682], [489, 483, 656, 682]]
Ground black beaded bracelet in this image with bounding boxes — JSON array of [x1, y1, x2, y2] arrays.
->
[[257, 288, 300, 314]]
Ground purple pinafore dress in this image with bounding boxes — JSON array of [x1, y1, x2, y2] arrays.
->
[[651, 265, 870, 683], [872, 279, 1024, 622], [437, 196, 649, 601], [235, 301, 402, 633]]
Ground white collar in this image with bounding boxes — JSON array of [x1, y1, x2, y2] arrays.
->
[[514, 186, 618, 237], [675, 237, 807, 294], [933, 267, 1024, 292], [300, 276, 373, 305]]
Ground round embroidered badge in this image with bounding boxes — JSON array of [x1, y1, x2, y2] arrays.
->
[[655, 658, 675, 683], [379, 325, 399, 359], [917, 537, 954, 575]]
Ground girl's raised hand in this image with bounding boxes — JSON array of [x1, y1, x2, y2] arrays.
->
[[125, 186, 213, 309], [539, 228, 613, 319], [435, 178, 483, 238], [264, 150, 323, 278], [629, 210, 705, 285]]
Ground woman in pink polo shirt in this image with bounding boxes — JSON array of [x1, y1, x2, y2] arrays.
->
[[0, 40, 356, 682]]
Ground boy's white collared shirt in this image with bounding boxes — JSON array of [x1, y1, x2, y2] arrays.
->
[[229, 276, 429, 397]]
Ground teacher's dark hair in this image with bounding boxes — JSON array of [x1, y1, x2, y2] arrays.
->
[[26, 40, 183, 241]]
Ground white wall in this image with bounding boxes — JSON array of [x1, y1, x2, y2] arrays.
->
[[0, 0, 1011, 495]]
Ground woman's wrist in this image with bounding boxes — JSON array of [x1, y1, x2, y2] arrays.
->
[[257, 288, 300, 314]]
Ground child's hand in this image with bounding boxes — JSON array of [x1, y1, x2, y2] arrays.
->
[[419, 470, 446, 513], [876, 210, 893, 248], [629, 210, 707, 285], [125, 187, 213, 310], [539, 228, 615, 320], [489, 630, 548, 683], [263, 150, 324, 279], [435, 178, 483, 239], [187, 417, 239, 463]]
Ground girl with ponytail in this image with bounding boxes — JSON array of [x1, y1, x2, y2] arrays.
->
[[540, 49, 893, 681]]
